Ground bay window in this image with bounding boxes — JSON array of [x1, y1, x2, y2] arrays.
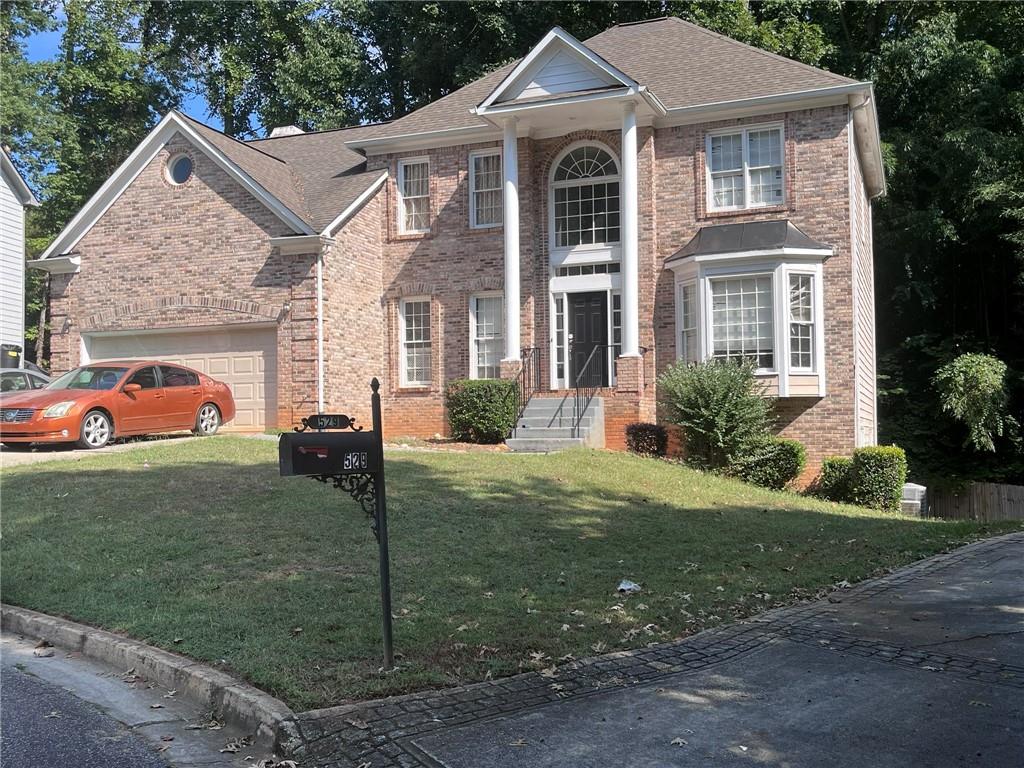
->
[[678, 282, 698, 363], [710, 275, 775, 370], [788, 274, 815, 370], [470, 294, 503, 379], [706, 125, 784, 211]]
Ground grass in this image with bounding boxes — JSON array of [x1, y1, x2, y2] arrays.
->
[[2, 437, 1018, 710]]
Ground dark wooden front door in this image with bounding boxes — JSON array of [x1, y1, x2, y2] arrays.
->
[[569, 292, 608, 387]]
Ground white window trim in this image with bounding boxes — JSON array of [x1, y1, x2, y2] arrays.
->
[[399, 296, 432, 387], [672, 256, 827, 396], [676, 280, 699, 363], [786, 271, 817, 373], [469, 292, 504, 379], [468, 149, 502, 230], [705, 122, 785, 213], [548, 140, 622, 259], [397, 157, 430, 234]]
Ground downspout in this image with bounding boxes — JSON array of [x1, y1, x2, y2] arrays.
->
[[316, 247, 325, 413]]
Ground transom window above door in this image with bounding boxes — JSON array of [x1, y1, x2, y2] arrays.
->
[[551, 144, 620, 249], [706, 125, 784, 211]]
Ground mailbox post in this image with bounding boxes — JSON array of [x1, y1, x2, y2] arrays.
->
[[278, 378, 394, 670]]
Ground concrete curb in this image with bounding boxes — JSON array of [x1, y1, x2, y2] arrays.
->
[[1, 603, 297, 751]]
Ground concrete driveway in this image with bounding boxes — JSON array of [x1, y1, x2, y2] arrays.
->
[[0, 434, 197, 467], [292, 532, 1024, 767]]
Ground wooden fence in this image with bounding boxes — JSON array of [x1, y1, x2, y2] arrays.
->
[[929, 482, 1024, 521]]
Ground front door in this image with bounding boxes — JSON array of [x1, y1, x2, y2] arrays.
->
[[569, 292, 608, 387]]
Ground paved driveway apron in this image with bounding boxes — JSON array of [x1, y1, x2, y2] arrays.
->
[[292, 533, 1024, 768]]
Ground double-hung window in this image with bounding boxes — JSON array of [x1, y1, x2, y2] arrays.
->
[[678, 282, 698, 363], [710, 275, 775, 370], [400, 298, 431, 386], [398, 158, 430, 233], [707, 126, 784, 211], [470, 294, 503, 379], [788, 274, 815, 370], [469, 150, 502, 228]]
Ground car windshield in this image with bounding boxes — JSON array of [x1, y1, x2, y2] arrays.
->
[[47, 366, 129, 391]]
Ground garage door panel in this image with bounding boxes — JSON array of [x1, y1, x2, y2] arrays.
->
[[86, 326, 277, 431]]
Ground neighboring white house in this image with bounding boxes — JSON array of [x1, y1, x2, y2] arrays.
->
[[1, 148, 40, 363]]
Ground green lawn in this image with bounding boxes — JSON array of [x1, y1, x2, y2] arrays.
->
[[2, 437, 1018, 710]]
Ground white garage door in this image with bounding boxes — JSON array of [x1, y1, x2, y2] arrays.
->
[[86, 325, 278, 431]]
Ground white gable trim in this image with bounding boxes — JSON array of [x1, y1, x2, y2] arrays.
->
[[1, 150, 39, 206], [320, 170, 388, 237], [40, 111, 313, 260], [477, 27, 638, 110]]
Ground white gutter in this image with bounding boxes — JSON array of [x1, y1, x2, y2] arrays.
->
[[27, 255, 80, 274], [661, 81, 872, 121], [345, 124, 495, 151]]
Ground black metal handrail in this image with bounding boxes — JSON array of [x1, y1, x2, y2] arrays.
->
[[571, 344, 612, 438], [510, 347, 542, 433]]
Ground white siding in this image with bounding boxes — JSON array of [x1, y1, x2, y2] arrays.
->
[[850, 122, 878, 447], [515, 50, 615, 100], [0, 165, 26, 350]]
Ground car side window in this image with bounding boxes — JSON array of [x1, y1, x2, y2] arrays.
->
[[126, 366, 159, 389], [1, 372, 29, 392], [29, 374, 48, 389], [159, 366, 197, 387]]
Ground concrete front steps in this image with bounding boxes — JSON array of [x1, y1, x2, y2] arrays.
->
[[506, 396, 604, 452]]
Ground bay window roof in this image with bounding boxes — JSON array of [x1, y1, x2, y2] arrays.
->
[[668, 220, 831, 264]]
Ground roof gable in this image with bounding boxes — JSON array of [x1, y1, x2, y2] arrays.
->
[[481, 27, 636, 108], [40, 112, 315, 260]]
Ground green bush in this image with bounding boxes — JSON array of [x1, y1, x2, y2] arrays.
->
[[625, 423, 668, 457], [730, 437, 806, 490], [934, 353, 1016, 452], [815, 456, 854, 502], [851, 445, 908, 511], [658, 360, 773, 470], [445, 379, 517, 443]]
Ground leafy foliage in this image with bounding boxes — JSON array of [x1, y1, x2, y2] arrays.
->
[[934, 353, 1016, 452], [624, 422, 668, 458], [814, 456, 854, 503], [658, 360, 773, 471], [851, 446, 908, 513], [730, 437, 806, 491], [444, 379, 517, 444]]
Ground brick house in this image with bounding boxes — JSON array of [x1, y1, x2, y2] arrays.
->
[[31, 18, 884, 473]]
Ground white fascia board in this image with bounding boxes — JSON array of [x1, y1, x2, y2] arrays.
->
[[477, 27, 639, 110], [40, 112, 312, 261], [849, 85, 887, 198], [656, 82, 872, 127], [665, 246, 833, 270], [1, 150, 39, 206], [27, 255, 80, 274], [321, 171, 388, 236], [345, 124, 498, 154]]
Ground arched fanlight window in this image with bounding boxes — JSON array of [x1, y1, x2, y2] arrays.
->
[[551, 145, 620, 248]]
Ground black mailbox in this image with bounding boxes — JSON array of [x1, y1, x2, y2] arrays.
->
[[279, 430, 380, 477]]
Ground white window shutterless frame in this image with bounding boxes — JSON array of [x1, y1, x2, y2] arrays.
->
[[469, 150, 502, 229], [706, 124, 784, 212], [469, 293, 503, 379], [397, 158, 430, 233], [399, 297, 432, 386]]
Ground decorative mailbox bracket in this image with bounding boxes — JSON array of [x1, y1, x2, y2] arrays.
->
[[278, 378, 394, 669]]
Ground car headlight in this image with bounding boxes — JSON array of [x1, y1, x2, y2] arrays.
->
[[43, 401, 76, 418]]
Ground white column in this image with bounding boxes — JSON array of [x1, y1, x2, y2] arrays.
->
[[502, 117, 521, 361], [621, 102, 640, 357]]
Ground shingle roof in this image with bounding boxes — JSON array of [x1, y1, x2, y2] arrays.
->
[[363, 17, 856, 141], [668, 220, 832, 262], [179, 114, 390, 232]]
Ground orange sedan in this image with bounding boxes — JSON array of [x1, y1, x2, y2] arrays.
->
[[0, 361, 235, 449]]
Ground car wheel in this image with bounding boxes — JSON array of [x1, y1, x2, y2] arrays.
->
[[194, 403, 221, 436], [78, 410, 112, 449]]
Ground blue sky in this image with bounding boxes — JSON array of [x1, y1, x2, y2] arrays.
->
[[25, 20, 221, 130]]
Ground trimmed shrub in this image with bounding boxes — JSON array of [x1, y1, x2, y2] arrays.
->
[[815, 456, 854, 502], [851, 445, 908, 511], [625, 422, 668, 457], [658, 360, 773, 470], [445, 379, 517, 443], [730, 437, 806, 490]]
